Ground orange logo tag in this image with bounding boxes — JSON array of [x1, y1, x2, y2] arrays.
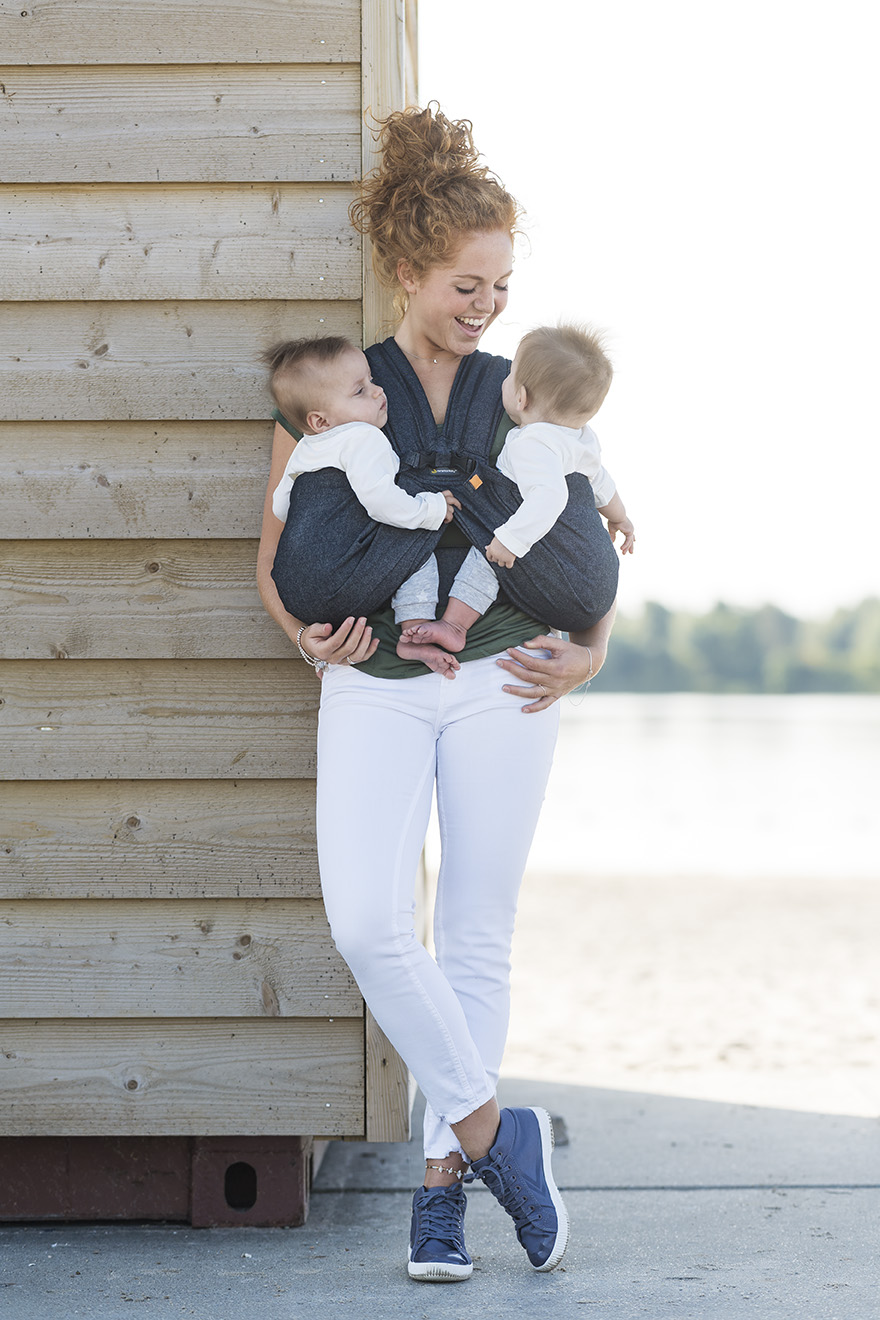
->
[[468, 473, 483, 489]]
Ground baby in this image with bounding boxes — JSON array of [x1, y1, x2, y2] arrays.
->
[[267, 336, 468, 673], [401, 323, 634, 664], [267, 335, 459, 535]]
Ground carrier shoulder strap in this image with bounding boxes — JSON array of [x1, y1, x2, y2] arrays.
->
[[365, 338, 510, 468]]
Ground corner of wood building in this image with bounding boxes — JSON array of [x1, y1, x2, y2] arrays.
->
[[0, 0, 418, 1226]]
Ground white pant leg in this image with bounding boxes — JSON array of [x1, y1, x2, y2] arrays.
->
[[316, 654, 558, 1159], [422, 654, 559, 1158], [316, 664, 496, 1132]]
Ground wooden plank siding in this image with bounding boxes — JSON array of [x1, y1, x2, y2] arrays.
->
[[0, 779, 320, 899], [0, 422, 271, 540], [1, 540, 295, 659], [0, 898, 361, 1017], [1, 299, 361, 420], [0, 1019, 364, 1137], [1, 185, 360, 302], [0, 659, 319, 779], [2, 0, 361, 65], [0, 0, 415, 1152], [0, 65, 360, 183]]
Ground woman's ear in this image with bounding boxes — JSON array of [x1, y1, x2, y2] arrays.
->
[[396, 258, 420, 295]]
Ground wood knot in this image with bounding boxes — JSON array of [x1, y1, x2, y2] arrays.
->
[[125, 1079, 139, 1091], [126, 816, 141, 830]]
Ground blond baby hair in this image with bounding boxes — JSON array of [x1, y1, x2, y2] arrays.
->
[[515, 325, 613, 423]]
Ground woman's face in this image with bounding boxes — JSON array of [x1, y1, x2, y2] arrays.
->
[[399, 229, 514, 357]]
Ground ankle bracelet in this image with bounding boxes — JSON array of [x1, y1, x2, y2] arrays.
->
[[425, 1163, 465, 1180]]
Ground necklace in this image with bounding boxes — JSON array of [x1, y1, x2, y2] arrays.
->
[[396, 341, 451, 367]]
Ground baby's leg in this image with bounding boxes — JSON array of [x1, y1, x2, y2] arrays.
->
[[403, 547, 499, 653], [393, 555, 459, 676], [392, 555, 439, 629]]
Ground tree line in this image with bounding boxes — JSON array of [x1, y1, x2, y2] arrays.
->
[[595, 598, 880, 693]]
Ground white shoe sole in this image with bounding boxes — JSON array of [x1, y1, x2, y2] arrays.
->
[[407, 1250, 473, 1282], [528, 1106, 570, 1272]]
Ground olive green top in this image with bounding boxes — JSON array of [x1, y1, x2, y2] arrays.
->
[[271, 407, 548, 678]]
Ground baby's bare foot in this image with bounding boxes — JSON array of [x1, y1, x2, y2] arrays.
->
[[400, 619, 469, 653], [397, 636, 460, 677]]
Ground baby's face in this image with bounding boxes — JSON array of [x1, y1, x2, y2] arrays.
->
[[316, 348, 388, 430]]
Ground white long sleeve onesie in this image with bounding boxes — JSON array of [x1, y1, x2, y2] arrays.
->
[[272, 421, 450, 530], [493, 421, 616, 559]]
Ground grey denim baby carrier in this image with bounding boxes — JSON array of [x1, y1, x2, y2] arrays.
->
[[271, 339, 618, 631]]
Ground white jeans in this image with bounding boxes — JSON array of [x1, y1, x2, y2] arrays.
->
[[316, 651, 559, 1159]]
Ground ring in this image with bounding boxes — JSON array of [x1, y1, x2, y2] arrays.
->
[[537, 683, 546, 697], [345, 656, 355, 665]]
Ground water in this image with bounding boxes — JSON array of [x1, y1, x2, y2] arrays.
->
[[529, 694, 880, 880]]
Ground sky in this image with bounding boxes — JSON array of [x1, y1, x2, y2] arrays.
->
[[418, 1, 879, 617]]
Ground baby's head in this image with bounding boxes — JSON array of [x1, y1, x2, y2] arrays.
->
[[263, 336, 388, 435], [503, 325, 612, 428]]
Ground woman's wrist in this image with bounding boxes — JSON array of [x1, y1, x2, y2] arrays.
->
[[557, 635, 605, 695], [296, 625, 328, 672]]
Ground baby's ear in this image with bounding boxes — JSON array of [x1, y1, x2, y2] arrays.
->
[[516, 384, 530, 414], [306, 410, 331, 433]]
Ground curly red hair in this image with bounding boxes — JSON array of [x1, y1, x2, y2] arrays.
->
[[350, 103, 521, 313]]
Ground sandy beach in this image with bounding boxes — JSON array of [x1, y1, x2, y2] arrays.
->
[[505, 869, 880, 1118]]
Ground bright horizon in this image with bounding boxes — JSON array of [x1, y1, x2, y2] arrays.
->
[[418, 1, 879, 619]]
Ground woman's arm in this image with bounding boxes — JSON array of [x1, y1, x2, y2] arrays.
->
[[257, 422, 379, 665], [495, 599, 617, 713]]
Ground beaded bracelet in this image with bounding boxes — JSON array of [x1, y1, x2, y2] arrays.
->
[[296, 625, 328, 674]]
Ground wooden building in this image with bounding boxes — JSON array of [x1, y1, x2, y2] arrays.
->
[[0, 0, 417, 1225]]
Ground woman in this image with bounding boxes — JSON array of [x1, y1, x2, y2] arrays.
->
[[257, 106, 617, 1282]]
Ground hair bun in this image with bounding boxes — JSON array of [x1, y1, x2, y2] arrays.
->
[[376, 102, 488, 185]]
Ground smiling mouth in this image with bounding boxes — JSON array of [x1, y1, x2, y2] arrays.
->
[[456, 317, 487, 333]]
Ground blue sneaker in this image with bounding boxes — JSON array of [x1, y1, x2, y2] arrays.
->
[[407, 1181, 473, 1282], [466, 1106, 568, 1271]]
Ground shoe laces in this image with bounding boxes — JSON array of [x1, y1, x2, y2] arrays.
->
[[414, 1186, 466, 1249], [467, 1155, 543, 1228]]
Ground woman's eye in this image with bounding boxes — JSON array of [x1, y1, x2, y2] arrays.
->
[[495, 284, 509, 293], [456, 286, 476, 295]]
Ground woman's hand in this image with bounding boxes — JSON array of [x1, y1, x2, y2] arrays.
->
[[496, 608, 615, 713], [301, 617, 379, 667]]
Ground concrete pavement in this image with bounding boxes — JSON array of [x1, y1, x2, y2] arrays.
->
[[2, 1078, 878, 1319]]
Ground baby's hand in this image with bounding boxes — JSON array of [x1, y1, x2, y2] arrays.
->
[[608, 518, 635, 554], [442, 490, 461, 524], [486, 536, 517, 568]]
